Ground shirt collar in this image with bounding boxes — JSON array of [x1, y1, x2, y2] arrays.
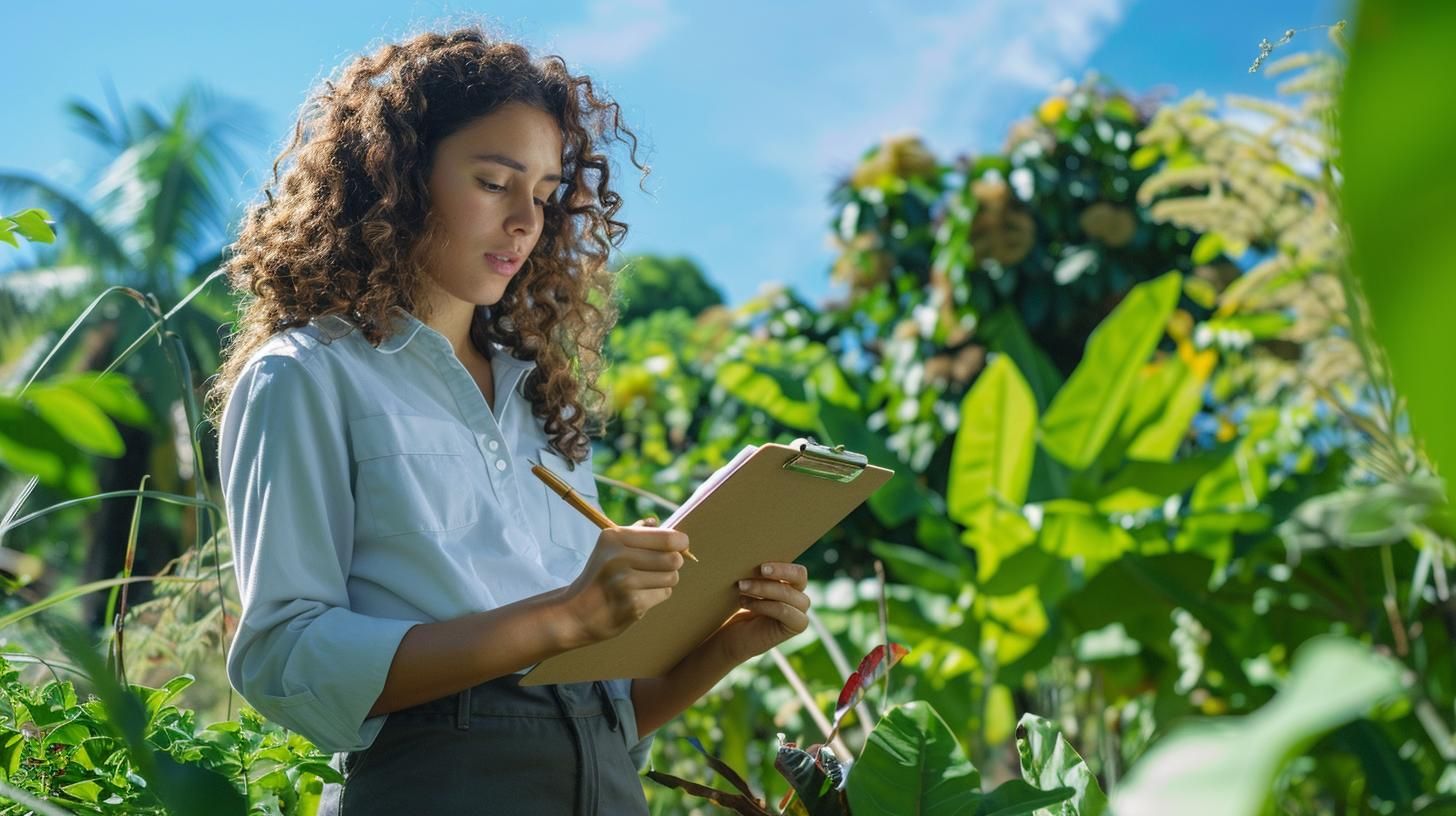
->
[[312, 308, 537, 370]]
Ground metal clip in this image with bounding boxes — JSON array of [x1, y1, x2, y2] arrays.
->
[[782, 437, 867, 483]]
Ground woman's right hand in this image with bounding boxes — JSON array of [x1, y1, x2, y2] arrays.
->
[[562, 519, 689, 646]]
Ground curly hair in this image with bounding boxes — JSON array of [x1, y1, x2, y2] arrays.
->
[[206, 25, 647, 463]]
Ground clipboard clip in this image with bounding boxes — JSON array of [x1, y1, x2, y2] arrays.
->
[[783, 437, 868, 483]]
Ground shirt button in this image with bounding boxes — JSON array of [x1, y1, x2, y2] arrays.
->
[[488, 439, 500, 451], [495, 460, 507, 472]]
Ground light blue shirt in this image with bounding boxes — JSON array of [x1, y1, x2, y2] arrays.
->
[[218, 307, 651, 767]]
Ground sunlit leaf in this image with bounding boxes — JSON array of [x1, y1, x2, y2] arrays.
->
[[847, 702, 983, 816], [1111, 636, 1405, 816], [1041, 273, 1182, 469]]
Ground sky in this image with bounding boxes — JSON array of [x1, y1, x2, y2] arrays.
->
[[2, 0, 1348, 308]]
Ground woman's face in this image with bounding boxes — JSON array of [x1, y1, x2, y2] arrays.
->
[[421, 101, 565, 311]]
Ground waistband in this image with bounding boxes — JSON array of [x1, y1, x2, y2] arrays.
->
[[396, 673, 618, 732]]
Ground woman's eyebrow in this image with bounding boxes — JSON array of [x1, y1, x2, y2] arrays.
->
[[471, 153, 563, 183]]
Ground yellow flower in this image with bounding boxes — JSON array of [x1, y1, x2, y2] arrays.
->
[[1037, 96, 1068, 125]]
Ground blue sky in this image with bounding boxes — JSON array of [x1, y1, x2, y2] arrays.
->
[[3, 0, 1347, 307]]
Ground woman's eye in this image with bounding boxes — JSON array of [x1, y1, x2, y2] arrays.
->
[[477, 179, 504, 192]]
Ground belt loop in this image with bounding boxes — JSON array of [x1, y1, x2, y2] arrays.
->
[[455, 686, 471, 731]]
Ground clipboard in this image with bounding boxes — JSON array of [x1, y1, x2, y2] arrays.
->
[[520, 438, 895, 686]]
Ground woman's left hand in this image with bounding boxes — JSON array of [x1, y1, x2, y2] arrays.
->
[[704, 562, 811, 665]]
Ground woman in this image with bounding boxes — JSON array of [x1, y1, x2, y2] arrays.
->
[[209, 25, 811, 814]]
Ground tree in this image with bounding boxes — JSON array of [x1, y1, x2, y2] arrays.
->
[[613, 254, 725, 324], [0, 83, 260, 625]]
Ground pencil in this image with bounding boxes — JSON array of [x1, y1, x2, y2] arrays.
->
[[529, 460, 699, 562]]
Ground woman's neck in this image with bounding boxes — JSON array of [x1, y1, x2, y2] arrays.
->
[[419, 296, 479, 363]]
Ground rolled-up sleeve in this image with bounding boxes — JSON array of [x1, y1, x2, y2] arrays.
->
[[219, 353, 418, 753]]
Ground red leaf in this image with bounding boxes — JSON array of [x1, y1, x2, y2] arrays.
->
[[833, 643, 909, 724]]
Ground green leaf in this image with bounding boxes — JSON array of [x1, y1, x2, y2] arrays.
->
[[26, 384, 126, 457], [49, 372, 152, 426], [948, 355, 1037, 525], [61, 780, 104, 803], [1111, 636, 1405, 816], [979, 308, 1063, 412], [1040, 507, 1134, 565], [1040, 273, 1182, 469], [871, 541, 966, 595], [7, 209, 56, 243], [1331, 720, 1421, 808], [1342, 0, 1456, 497], [963, 504, 1037, 585], [975, 779, 1074, 816], [1129, 145, 1161, 170], [1016, 714, 1109, 816], [847, 702, 983, 816], [1188, 441, 1267, 512], [717, 360, 818, 430], [1190, 232, 1223, 265], [0, 730, 25, 779], [1124, 357, 1209, 462], [1095, 445, 1234, 514], [0, 395, 98, 496]]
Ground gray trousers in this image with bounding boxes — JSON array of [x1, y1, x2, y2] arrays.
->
[[318, 674, 651, 815]]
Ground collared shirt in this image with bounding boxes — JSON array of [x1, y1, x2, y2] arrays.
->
[[218, 308, 651, 766]]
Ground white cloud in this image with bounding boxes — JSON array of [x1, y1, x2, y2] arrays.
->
[[734, 0, 1131, 303], [998, 0, 1129, 90], [548, 0, 680, 69]]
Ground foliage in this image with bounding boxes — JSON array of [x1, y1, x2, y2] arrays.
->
[[1342, 0, 1456, 495], [1, 14, 1453, 816], [614, 254, 726, 324], [0, 631, 335, 815], [649, 643, 1076, 816]]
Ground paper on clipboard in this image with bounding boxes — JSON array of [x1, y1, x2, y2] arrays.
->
[[521, 439, 894, 686]]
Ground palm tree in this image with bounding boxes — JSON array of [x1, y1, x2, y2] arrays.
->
[[0, 82, 261, 626]]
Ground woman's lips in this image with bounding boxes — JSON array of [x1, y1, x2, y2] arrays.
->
[[486, 253, 523, 277]]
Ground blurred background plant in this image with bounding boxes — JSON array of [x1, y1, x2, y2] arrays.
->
[[1, 3, 1453, 814]]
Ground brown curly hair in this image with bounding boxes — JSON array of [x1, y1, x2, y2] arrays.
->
[[206, 25, 647, 463]]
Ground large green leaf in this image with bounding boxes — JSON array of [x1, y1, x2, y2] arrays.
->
[[1040, 272, 1182, 469], [26, 383, 126, 457], [717, 359, 817, 430], [963, 504, 1037, 585], [1095, 444, 1235, 514], [948, 355, 1037, 525], [1015, 714, 1108, 816], [1122, 355, 1210, 462], [975, 779, 1074, 816], [1040, 504, 1134, 565], [847, 702, 983, 816], [0, 396, 98, 496], [1342, 0, 1456, 493], [979, 308, 1063, 411], [1111, 636, 1405, 816]]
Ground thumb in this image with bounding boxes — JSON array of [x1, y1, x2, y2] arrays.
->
[[632, 516, 661, 528]]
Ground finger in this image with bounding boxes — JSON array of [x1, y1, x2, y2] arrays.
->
[[618, 567, 680, 590], [758, 562, 809, 589], [620, 548, 684, 572], [738, 579, 809, 611], [616, 528, 689, 553], [740, 597, 809, 634], [630, 516, 661, 528]]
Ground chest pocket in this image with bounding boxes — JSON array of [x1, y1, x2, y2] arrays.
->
[[538, 447, 602, 574], [351, 414, 480, 539]]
